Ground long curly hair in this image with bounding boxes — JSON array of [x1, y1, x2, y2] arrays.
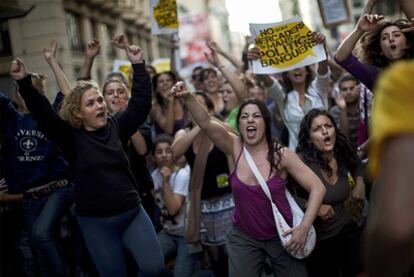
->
[[59, 80, 100, 128], [236, 98, 283, 177], [296, 109, 359, 176], [358, 19, 414, 68]]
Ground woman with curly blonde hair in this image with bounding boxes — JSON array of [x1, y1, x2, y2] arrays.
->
[[59, 80, 99, 128], [10, 43, 165, 277]]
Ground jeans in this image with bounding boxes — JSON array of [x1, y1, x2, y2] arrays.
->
[[158, 231, 198, 277], [77, 204, 165, 277], [23, 184, 74, 276]]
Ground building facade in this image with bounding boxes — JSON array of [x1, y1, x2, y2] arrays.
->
[[1, 0, 185, 99]]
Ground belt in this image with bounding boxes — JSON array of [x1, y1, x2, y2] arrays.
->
[[24, 179, 69, 200]]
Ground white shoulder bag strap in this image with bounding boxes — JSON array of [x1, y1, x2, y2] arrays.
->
[[242, 147, 316, 259]]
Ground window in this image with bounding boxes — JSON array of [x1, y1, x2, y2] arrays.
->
[[106, 24, 116, 58], [65, 11, 84, 52], [146, 37, 153, 61], [353, 0, 363, 8], [0, 22, 12, 56], [126, 32, 134, 45], [91, 19, 99, 40]]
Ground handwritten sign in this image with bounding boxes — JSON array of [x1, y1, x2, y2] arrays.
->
[[151, 0, 178, 35], [249, 17, 327, 74]]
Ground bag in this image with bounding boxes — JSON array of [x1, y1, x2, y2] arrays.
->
[[344, 172, 365, 225], [243, 147, 316, 259]]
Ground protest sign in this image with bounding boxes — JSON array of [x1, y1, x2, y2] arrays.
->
[[179, 12, 211, 67], [112, 60, 132, 87], [151, 0, 178, 35], [249, 17, 327, 74], [151, 58, 171, 73]]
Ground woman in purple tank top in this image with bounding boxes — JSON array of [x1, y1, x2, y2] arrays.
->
[[171, 82, 325, 277]]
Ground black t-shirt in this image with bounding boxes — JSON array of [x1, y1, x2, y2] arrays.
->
[[185, 145, 231, 199], [18, 63, 152, 216]]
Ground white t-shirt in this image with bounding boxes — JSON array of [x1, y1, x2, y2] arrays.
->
[[151, 164, 190, 236], [268, 71, 331, 149]]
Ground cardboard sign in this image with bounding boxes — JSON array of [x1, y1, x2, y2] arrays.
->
[[249, 17, 327, 74], [151, 0, 178, 35]]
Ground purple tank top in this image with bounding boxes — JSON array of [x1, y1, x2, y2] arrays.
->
[[230, 154, 293, 240]]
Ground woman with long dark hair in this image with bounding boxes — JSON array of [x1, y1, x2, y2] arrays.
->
[[171, 81, 325, 277], [295, 108, 365, 277], [172, 92, 234, 277], [151, 71, 187, 135], [335, 14, 414, 90]]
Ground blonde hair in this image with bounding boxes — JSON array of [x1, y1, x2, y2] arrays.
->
[[59, 80, 99, 128], [102, 79, 130, 98]]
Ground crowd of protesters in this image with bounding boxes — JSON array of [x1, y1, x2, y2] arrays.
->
[[1, 0, 414, 276]]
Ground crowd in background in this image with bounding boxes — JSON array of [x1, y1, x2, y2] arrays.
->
[[1, 0, 414, 276]]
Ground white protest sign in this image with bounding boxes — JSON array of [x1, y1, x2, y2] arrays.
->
[[249, 17, 327, 74]]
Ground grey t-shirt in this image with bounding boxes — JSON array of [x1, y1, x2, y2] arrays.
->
[[292, 159, 361, 241]]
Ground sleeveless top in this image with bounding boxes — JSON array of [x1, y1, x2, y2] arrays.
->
[[230, 149, 293, 240], [185, 144, 231, 200]]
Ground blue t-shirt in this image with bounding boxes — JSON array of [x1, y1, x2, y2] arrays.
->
[[0, 92, 69, 193]]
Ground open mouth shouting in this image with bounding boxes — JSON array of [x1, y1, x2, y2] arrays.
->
[[246, 126, 257, 139], [323, 136, 333, 146], [96, 111, 106, 120]]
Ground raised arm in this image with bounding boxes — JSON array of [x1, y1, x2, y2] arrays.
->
[[280, 148, 325, 254], [171, 82, 236, 156], [331, 94, 350, 137], [170, 34, 179, 75], [205, 40, 250, 100], [172, 126, 201, 157], [335, 14, 384, 62], [315, 32, 329, 76], [10, 59, 72, 152], [78, 39, 100, 81], [117, 44, 152, 141], [130, 124, 152, 156], [206, 40, 244, 74], [150, 97, 176, 135], [43, 40, 71, 95], [246, 46, 286, 109], [398, 0, 414, 18]]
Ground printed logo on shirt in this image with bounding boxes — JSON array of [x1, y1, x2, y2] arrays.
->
[[216, 173, 229, 188], [19, 137, 38, 152], [14, 129, 48, 162]]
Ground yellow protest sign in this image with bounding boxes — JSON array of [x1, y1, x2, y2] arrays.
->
[[250, 17, 326, 74], [151, 58, 171, 73], [151, 0, 178, 35]]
